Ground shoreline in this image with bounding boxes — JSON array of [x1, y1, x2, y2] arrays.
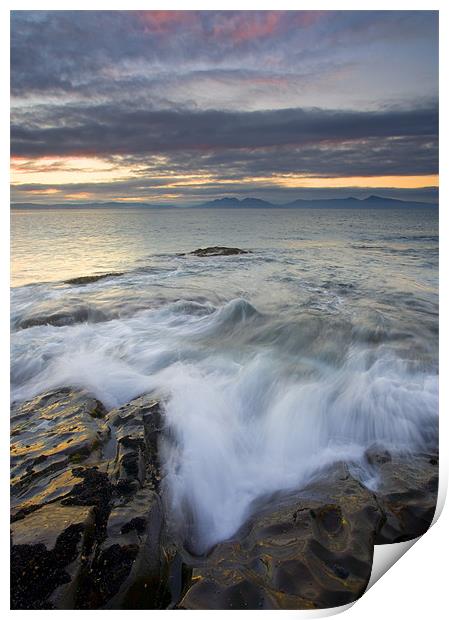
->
[[10, 387, 438, 610]]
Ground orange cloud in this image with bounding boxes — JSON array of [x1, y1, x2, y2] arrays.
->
[[63, 192, 93, 200], [10, 156, 137, 185], [268, 174, 439, 189], [25, 188, 61, 195]]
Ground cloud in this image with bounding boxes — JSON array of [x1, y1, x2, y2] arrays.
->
[[12, 103, 438, 153], [10, 10, 438, 204], [10, 175, 439, 206], [11, 104, 437, 175], [11, 11, 437, 107]]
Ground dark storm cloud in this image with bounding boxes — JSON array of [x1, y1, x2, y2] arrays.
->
[[170, 136, 438, 178], [11, 104, 437, 154]]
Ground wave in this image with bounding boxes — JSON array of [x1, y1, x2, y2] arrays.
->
[[160, 349, 438, 552], [10, 298, 259, 403], [10, 295, 438, 552]]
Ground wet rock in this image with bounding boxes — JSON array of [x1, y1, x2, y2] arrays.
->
[[18, 305, 110, 329], [83, 487, 169, 609], [365, 449, 439, 543], [106, 396, 164, 494], [10, 388, 171, 609], [10, 385, 438, 610], [365, 444, 392, 466], [179, 464, 384, 610], [64, 272, 124, 285], [59, 466, 116, 546], [11, 389, 110, 518], [187, 246, 249, 257], [64, 467, 113, 508], [11, 502, 95, 609]]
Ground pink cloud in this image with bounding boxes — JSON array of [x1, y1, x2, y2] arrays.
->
[[211, 12, 282, 43], [135, 11, 328, 43], [137, 11, 198, 34]]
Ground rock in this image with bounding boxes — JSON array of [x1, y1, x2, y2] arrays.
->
[[69, 396, 169, 609], [18, 305, 110, 329], [364, 449, 438, 543], [10, 389, 170, 610], [10, 386, 438, 610], [179, 464, 384, 610], [64, 272, 124, 285], [11, 502, 95, 609], [365, 444, 392, 466], [187, 247, 249, 257], [60, 466, 115, 546], [106, 396, 164, 494], [11, 389, 110, 518], [83, 487, 169, 609]]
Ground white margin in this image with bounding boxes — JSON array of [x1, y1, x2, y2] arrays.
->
[[2, 2, 447, 619]]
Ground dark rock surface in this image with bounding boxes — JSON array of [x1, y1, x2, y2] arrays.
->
[[11, 502, 95, 609], [11, 389, 167, 610], [89, 488, 167, 609], [187, 246, 250, 257], [64, 272, 124, 285], [179, 464, 383, 610], [17, 305, 110, 329], [11, 389, 109, 520], [106, 395, 164, 494], [10, 388, 439, 610], [364, 448, 438, 544]]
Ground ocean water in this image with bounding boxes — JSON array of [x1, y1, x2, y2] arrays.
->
[[11, 207, 439, 551]]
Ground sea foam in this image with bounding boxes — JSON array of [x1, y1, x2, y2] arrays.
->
[[11, 297, 438, 551]]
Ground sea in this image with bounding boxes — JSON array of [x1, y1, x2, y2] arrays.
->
[[10, 206, 439, 550]]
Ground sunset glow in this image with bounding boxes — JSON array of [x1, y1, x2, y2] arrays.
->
[[11, 11, 438, 205]]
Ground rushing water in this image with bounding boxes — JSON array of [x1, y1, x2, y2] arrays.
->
[[11, 207, 439, 551]]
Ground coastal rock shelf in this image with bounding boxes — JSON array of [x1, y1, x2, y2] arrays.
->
[[10, 388, 438, 610]]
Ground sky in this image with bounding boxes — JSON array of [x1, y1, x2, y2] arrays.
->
[[10, 10, 439, 205]]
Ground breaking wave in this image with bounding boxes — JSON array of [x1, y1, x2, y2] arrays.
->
[[10, 295, 438, 551]]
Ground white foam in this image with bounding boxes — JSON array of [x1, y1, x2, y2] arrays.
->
[[10, 298, 438, 551], [159, 349, 437, 551]]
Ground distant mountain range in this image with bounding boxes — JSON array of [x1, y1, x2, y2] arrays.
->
[[194, 195, 437, 209], [11, 195, 437, 210]]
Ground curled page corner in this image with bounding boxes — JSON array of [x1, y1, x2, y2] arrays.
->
[[367, 539, 418, 591], [367, 470, 446, 592]]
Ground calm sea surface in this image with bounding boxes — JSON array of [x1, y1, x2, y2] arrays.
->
[[10, 207, 439, 549]]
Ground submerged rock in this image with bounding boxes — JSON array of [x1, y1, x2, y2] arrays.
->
[[187, 246, 250, 257], [64, 272, 124, 285], [179, 464, 384, 610], [18, 305, 110, 329]]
